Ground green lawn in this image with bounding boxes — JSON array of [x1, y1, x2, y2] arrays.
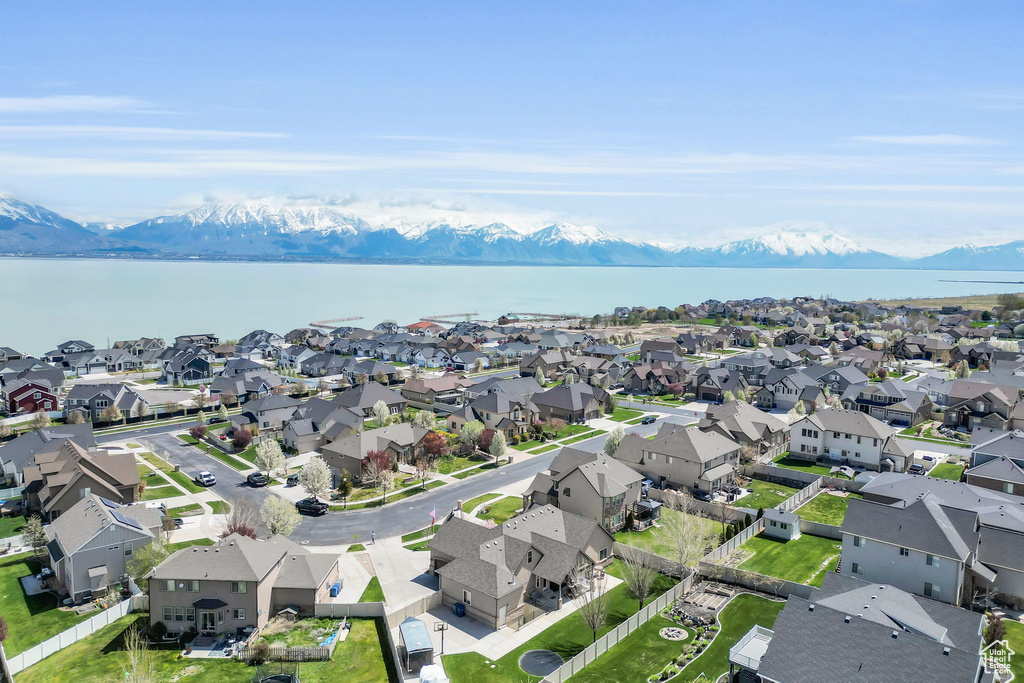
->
[[207, 500, 231, 515], [0, 514, 27, 539], [513, 439, 543, 451], [165, 537, 215, 553], [358, 576, 385, 603], [453, 462, 503, 479], [139, 452, 203, 493], [569, 611, 695, 683], [348, 543, 366, 552], [614, 508, 719, 559], [772, 454, 834, 477], [0, 552, 94, 656], [141, 484, 178, 501], [166, 503, 202, 517], [438, 454, 489, 474], [1003, 620, 1024, 681], [460, 492, 502, 514], [404, 540, 432, 551], [793, 492, 861, 526], [608, 408, 643, 422], [444, 560, 676, 683], [671, 594, 785, 683], [475, 496, 523, 524], [561, 429, 606, 445], [737, 534, 842, 586], [734, 479, 802, 510], [528, 444, 559, 454], [928, 463, 965, 480], [16, 613, 393, 683], [400, 527, 437, 543]]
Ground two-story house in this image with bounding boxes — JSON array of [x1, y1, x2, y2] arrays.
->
[[788, 409, 913, 472], [840, 380, 934, 427], [447, 393, 538, 439], [64, 383, 149, 422], [612, 423, 740, 494], [22, 439, 140, 520], [321, 423, 430, 483]]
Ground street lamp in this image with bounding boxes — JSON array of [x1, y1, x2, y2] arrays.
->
[[434, 620, 448, 655]]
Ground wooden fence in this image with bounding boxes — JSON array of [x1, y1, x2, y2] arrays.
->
[[238, 621, 344, 662]]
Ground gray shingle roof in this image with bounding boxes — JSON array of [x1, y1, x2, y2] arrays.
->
[[842, 496, 977, 561]]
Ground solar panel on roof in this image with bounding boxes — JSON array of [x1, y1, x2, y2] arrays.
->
[[98, 496, 120, 509], [111, 510, 142, 530]]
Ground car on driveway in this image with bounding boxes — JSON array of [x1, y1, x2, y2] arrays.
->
[[908, 463, 925, 475], [194, 471, 216, 487], [641, 415, 657, 425], [246, 472, 269, 487], [286, 474, 300, 487], [295, 497, 329, 515]]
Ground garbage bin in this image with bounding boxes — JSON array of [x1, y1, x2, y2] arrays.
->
[[330, 581, 342, 598], [454, 603, 465, 618]]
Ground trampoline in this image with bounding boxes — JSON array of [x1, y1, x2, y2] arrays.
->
[[519, 649, 564, 677]]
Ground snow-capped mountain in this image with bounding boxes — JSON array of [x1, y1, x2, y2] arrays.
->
[[0, 195, 1021, 269]]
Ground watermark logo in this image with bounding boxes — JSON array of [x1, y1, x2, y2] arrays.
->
[[982, 640, 1015, 679]]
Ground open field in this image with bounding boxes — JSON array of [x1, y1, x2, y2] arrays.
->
[[858, 292, 1024, 308]]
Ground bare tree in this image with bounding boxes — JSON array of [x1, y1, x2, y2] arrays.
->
[[414, 454, 437, 490], [120, 624, 155, 683], [576, 568, 611, 643], [222, 497, 259, 538], [219, 391, 237, 407], [65, 410, 86, 424], [133, 402, 151, 422], [30, 409, 51, 430], [192, 391, 209, 410], [99, 405, 124, 425], [661, 491, 716, 571], [618, 544, 659, 611]]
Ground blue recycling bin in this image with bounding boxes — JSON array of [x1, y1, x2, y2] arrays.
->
[[330, 581, 341, 597], [454, 603, 465, 618]]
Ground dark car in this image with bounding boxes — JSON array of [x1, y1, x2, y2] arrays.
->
[[246, 472, 269, 487], [908, 463, 925, 475], [296, 498, 329, 515], [641, 415, 657, 425], [692, 490, 711, 501], [286, 474, 300, 487]]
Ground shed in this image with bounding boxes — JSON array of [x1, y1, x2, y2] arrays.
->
[[399, 617, 434, 673], [762, 508, 801, 541]]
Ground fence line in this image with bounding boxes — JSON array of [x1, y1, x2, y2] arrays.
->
[[777, 477, 822, 513], [4, 597, 135, 674], [741, 463, 867, 493]]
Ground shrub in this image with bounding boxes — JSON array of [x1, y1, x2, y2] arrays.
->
[[151, 620, 167, 641], [188, 424, 207, 440], [233, 427, 253, 449]]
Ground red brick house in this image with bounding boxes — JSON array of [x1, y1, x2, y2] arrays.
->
[[3, 379, 58, 414]]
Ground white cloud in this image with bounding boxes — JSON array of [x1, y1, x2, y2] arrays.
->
[[851, 134, 996, 146], [0, 95, 153, 113], [0, 125, 287, 140]]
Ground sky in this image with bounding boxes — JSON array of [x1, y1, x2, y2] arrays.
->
[[2, 1, 1024, 256]]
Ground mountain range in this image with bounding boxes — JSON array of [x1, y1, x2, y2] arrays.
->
[[1, 196, 1021, 270]]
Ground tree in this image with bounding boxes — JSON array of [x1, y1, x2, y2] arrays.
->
[[100, 405, 124, 425], [126, 541, 168, 594], [603, 425, 626, 456], [133, 402, 151, 422], [373, 371, 389, 385], [414, 409, 436, 429], [22, 515, 47, 558], [217, 404, 229, 422], [545, 417, 567, 438], [409, 364, 422, 380], [414, 454, 437, 489], [1015, 323, 1024, 339], [336, 471, 354, 509], [223, 498, 259, 538], [665, 383, 684, 397], [489, 430, 507, 464], [162, 401, 180, 417], [534, 366, 544, 385], [356, 373, 368, 385], [66, 411, 85, 424], [254, 439, 285, 475], [188, 424, 207, 440], [661, 491, 716, 570], [459, 420, 485, 452], [576, 569, 611, 643], [192, 391, 209, 410], [220, 391, 237, 407], [260, 495, 301, 536], [0, 423, 9, 439], [372, 400, 390, 426], [422, 430, 447, 459], [477, 428, 496, 453], [618, 545, 658, 611], [828, 341, 839, 357], [299, 456, 332, 500], [564, 370, 578, 385], [120, 624, 155, 683], [722, 390, 735, 403], [232, 426, 253, 449], [472, 357, 486, 374], [363, 449, 395, 501], [986, 612, 1008, 646], [31, 409, 51, 430]]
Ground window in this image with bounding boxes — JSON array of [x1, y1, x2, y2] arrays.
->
[[899, 547, 910, 557], [186, 608, 195, 622], [233, 609, 246, 620], [231, 582, 247, 594], [1004, 482, 1015, 494], [163, 606, 173, 622], [780, 523, 789, 530], [563, 488, 571, 498], [852, 536, 865, 548], [851, 562, 863, 575], [174, 607, 184, 622], [187, 580, 200, 592], [124, 543, 133, 557], [463, 590, 472, 606], [833, 432, 840, 438], [926, 554, 939, 567], [600, 548, 609, 560], [218, 610, 224, 623], [649, 453, 656, 461], [527, 550, 534, 564], [770, 520, 777, 527], [162, 580, 175, 592], [924, 582, 940, 599]]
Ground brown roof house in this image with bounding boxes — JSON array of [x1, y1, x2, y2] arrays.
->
[[321, 423, 430, 483], [613, 423, 741, 494], [22, 440, 140, 521], [148, 533, 339, 637], [428, 505, 615, 631]]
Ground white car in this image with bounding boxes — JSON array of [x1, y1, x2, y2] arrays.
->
[[194, 471, 216, 487]]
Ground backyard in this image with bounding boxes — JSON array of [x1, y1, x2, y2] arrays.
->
[[568, 608, 695, 683], [928, 462, 965, 481], [734, 479, 802, 510], [793, 491, 861, 526], [734, 534, 841, 587], [0, 513, 26, 539], [258, 617, 341, 648], [16, 613, 394, 683], [475, 496, 523, 525], [443, 560, 677, 683], [772, 453, 834, 477], [0, 551, 95, 656], [614, 508, 719, 559]]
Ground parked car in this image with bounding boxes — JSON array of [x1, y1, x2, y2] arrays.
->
[[286, 474, 300, 487], [35, 567, 54, 581], [194, 471, 216, 487], [641, 415, 657, 425], [692, 490, 711, 501], [908, 463, 925, 474], [296, 498, 329, 515], [172, 518, 184, 529], [246, 472, 268, 487]]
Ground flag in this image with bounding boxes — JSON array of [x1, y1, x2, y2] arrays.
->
[[430, 506, 436, 524]]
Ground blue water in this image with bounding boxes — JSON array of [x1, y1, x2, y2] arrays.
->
[[1, 257, 1020, 354]]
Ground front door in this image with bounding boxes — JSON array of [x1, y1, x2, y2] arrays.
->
[[200, 611, 216, 632], [498, 605, 507, 628]]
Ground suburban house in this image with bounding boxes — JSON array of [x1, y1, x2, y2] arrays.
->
[[237, 394, 305, 432], [943, 385, 1019, 432], [209, 367, 286, 401], [148, 534, 339, 636], [44, 340, 95, 363], [612, 423, 741, 494], [788, 409, 913, 472], [2, 377, 59, 414], [964, 455, 1024, 495], [519, 350, 573, 378], [428, 506, 615, 631], [332, 381, 407, 417], [736, 573, 988, 683], [522, 447, 644, 532], [321, 423, 431, 483], [22, 439, 140, 521], [0, 423, 96, 487], [893, 335, 954, 363], [971, 428, 1024, 469], [278, 345, 317, 370], [281, 397, 363, 453], [447, 392, 539, 439], [64, 383, 149, 422], [531, 383, 608, 422], [752, 369, 823, 411], [840, 380, 934, 426], [690, 367, 750, 403], [697, 400, 789, 460], [161, 346, 214, 386], [401, 374, 473, 408], [621, 361, 691, 395], [45, 494, 165, 602], [173, 334, 220, 349]]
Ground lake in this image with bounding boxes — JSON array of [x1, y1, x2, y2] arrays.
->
[[2, 257, 1022, 354]]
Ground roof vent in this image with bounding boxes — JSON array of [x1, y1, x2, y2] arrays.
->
[[943, 647, 950, 656], [844, 616, 851, 623], [891, 630, 898, 639], [808, 604, 815, 611]]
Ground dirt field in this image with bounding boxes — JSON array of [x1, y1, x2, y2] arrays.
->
[[858, 292, 1024, 309]]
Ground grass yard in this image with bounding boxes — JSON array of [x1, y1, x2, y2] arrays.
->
[[404, 540, 432, 551], [513, 438, 543, 451], [0, 514, 27, 539], [793, 492, 861, 526], [529, 444, 559, 454], [928, 462, 965, 480], [166, 503, 202, 517], [671, 593, 785, 683], [608, 408, 643, 422], [141, 484, 177, 501], [0, 552, 95, 656], [348, 543, 366, 552], [207, 499, 231, 515], [460, 492, 501, 514], [737, 534, 842, 586], [16, 613, 393, 683], [772, 454, 834, 477], [475, 496, 523, 524], [734, 479, 802, 510], [358, 576, 385, 603], [165, 537, 215, 553], [443, 560, 676, 683], [614, 508, 719, 559], [453, 462, 502, 479], [437, 454, 489, 474], [140, 452, 203, 493], [198, 445, 249, 471], [568, 611, 695, 683], [259, 617, 342, 648], [561, 429, 605, 445], [1003, 620, 1024, 682]]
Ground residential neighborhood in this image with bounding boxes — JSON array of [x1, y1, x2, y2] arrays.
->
[[1, 293, 1023, 683]]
